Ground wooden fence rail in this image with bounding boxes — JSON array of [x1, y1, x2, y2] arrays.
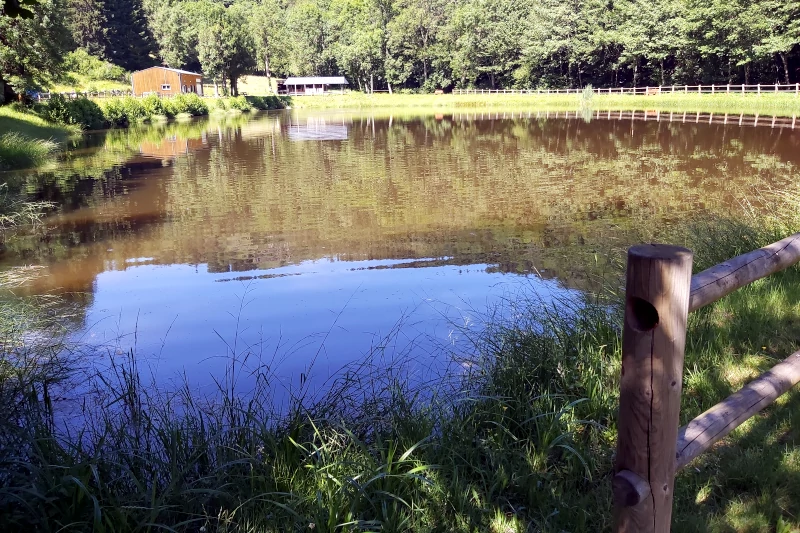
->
[[613, 235, 800, 531], [454, 83, 800, 96]]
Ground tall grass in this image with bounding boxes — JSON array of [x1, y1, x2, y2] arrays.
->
[[0, 133, 57, 171]]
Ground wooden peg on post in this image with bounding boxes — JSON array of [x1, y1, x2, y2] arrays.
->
[[614, 244, 693, 533]]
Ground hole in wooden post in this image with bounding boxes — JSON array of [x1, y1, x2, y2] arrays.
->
[[627, 297, 659, 332]]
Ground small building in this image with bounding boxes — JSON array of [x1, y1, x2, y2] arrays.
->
[[282, 76, 348, 95], [131, 67, 204, 97]]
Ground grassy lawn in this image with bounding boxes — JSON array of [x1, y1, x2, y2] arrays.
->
[[50, 73, 131, 94], [0, 106, 77, 170], [287, 92, 800, 117]]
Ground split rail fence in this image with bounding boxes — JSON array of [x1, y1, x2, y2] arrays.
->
[[455, 83, 800, 96], [612, 234, 800, 531]]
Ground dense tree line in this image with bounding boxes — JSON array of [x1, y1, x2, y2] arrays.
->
[[3, 0, 800, 98]]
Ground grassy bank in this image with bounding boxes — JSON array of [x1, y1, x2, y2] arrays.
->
[[2, 194, 800, 531], [0, 107, 77, 171], [290, 92, 800, 117]]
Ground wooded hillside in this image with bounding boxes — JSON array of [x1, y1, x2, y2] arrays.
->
[[2, 0, 800, 98]]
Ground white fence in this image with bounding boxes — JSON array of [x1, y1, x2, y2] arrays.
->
[[454, 83, 800, 96], [445, 109, 798, 129], [36, 90, 132, 101]]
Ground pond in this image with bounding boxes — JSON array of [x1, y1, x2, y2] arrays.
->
[[2, 109, 797, 402]]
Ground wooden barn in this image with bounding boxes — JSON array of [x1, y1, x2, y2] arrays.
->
[[281, 77, 349, 95], [131, 67, 204, 97]]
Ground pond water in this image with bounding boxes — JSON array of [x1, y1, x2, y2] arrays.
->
[[2, 109, 798, 401]]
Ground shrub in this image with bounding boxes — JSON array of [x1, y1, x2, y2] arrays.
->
[[168, 93, 208, 116], [247, 95, 288, 110], [62, 49, 127, 82], [141, 94, 171, 118], [102, 98, 129, 127], [215, 98, 228, 110], [39, 94, 106, 130], [228, 96, 252, 111]]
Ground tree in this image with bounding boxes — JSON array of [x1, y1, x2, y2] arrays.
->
[[249, 0, 289, 89], [67, 0, 107, 57], [149, 1, 200, 69], [194, 0, 255, 96], [328, 0, 383, 92], [103, 0, 158, 71], [286, 0, 334, 75], [687, 0, 768, 84], [756, 0, 800, 83], [0, 0, 71, 100], [612, 0, 686, 86]]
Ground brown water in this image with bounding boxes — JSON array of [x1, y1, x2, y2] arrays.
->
[[2, 109, 798, 395]]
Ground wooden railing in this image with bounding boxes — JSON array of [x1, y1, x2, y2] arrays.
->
[[454, 83, 800, 96], [612, 234, 800, 531]]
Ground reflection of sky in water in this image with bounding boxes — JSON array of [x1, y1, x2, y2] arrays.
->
[[82, 258, 572, 402], [7, 110, 800, 400]]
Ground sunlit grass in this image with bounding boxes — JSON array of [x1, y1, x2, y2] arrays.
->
[[290, 92, 800, 117]]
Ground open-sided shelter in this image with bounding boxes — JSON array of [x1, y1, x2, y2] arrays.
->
[[281, 77, 349, 95]]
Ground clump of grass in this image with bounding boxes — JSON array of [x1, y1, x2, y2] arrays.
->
[[0, 133, 57, 171]]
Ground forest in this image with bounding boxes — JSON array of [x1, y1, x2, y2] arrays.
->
[[2, 0, 800, 97]]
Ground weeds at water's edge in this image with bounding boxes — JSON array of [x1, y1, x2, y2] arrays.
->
[[4, 197, 800, 531]]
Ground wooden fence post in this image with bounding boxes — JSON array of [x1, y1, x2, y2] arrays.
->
[[758, 84, 761, 95], [614, 244, 693, 533]]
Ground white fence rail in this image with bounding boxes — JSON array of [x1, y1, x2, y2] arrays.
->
[[454, 83, 800, 96], [445, 109, 798, 129], [36, 90, 133, 101]]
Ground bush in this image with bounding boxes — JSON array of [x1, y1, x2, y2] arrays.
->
[[167, 93, 208, 116], [62, 49, 127, 82], [39, 94, 106, 130], [228, 96, 252, 111], [141, 94, 171, 118], [247, 95, 288, 110]]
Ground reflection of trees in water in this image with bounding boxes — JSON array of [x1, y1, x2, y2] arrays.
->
[[4, 113, 799, 296]]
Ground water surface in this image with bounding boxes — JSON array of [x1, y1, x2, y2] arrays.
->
[[2, 109, 797, 396]]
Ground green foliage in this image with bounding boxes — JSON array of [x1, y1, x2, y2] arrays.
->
[[0, 132, 56, 170], [0, 0, 71, 97], [61, 49, 126, 82], [247, 94, 288, 110], [38, 94, 106, 129], [140, 92, 170, 117], [101, 97, 143, 126], [165, 93, 208, 116], [227, 95, 251, 111]]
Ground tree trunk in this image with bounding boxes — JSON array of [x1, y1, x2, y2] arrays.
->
[[745, 63, 751, 85], [387, 81, 392, 94], [231, 76, 238, 97], [633, 61, 639, 87], [265, 55, 272, 92], [660, 60, 665, 86], [423, 59, 428, 82], [490, 72, 495, 89], [780, 53, 790, 84], [213, 78, 219, 98], [370, 73, 374, 94]]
